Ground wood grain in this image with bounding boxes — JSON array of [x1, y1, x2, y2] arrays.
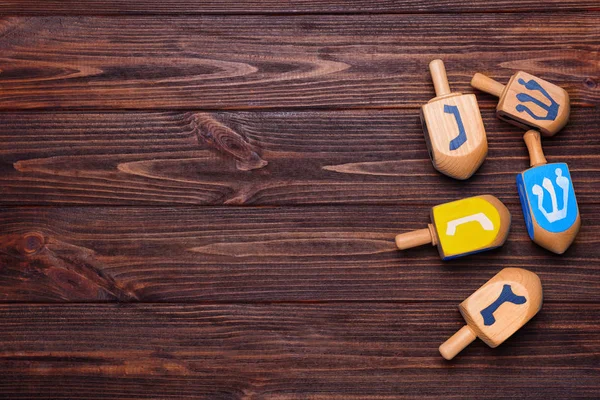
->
[[1, 109, 598, 205], [0, 3, 599, 398], [0, 14, 597, 110], [0, 204, 598, 302], [0, 0, 598, 15], [0, 303, 598, 399]]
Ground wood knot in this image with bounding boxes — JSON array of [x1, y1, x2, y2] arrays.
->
[[192, 113, 268, 171], [584, 77, 597, 89], [17, 232, 46, 256]]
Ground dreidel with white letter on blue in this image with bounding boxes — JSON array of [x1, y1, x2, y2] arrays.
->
[[421, 60, 488, 180], [517, 130, 580, 254], [471, 71, 570, 136], [439, 268, 543, 360]]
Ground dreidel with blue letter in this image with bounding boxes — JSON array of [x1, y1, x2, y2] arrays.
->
[[471, 71, 569, 136], [439, 268, 543, 360], [517, 130, 580, 254], [395, 195, 510, 260], [421, 60, 488, 180]]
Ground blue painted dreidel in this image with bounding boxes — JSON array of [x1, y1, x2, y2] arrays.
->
[[421, 60, 488, 180], [517, 130, 580, 254], [439, 268, 543, 360], [471, 71, 569, 136]]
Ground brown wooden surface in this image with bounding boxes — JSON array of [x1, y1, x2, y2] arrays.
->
[[1, 109, 599, 205], [1, 1, 599, 14], [0, 3, 599, 399], [0, 303, 599, 399], [0, 14, 597, 110], [0, 204, 599, 303]]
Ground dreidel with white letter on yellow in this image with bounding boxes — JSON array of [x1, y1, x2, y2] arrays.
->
[[439, 268, 543, 360], [395, 195, 510, 260], [471, 71, 570, 136], [517, 130, 580, 254], [421, 60, 488, 180]]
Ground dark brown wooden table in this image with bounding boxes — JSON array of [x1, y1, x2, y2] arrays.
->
[[1, 1, 599, 398]]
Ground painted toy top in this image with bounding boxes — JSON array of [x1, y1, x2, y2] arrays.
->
[[421, 60, 488, 180], [395, 195, 511, 260], [439, 268, 543, 360], [471, 71, 570, 136], [516, 130, 580, 254]]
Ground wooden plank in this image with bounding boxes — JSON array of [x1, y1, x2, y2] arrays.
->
[[0, 303, 598, 399], [0, 14, 597, 110], [1, 109, 598, 206], [0, 204, 597, 302], [0, 0, 598, 15]]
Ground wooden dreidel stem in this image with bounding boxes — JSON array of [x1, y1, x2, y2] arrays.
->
[[470, 73, 505, 98], [440, 268, 543, 360], [395, 224, 437, 249], [439, 326, 477, 361], [421, 60, 488, 180], [516, 130, 580, 254], [523, 129, 547, 167], [471, 72, 569, 136], [430, 59, 452, 97], [395, 195, 510, 260]]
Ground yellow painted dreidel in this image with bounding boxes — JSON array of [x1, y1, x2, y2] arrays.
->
[[471, 71, 570, 136], [517, 130, 580, 254], [421, 59, 488, 180], [395, 195, 510, 260], [439, 268, 542, 360]]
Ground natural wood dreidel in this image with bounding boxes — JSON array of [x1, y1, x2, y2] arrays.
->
[[395, 195, 510, 260], [471, 71, 570, 136], [517, 130, 580, 254], [421, 59, 488, 180], [439, 268, 543, 360]]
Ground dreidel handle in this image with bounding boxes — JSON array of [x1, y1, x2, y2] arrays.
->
[[395, 224, 438, 250], [523, 130, 547, 167], [439, 325, 477, 360], [471, 73, 505, 98], [429, 59, 452, 97]]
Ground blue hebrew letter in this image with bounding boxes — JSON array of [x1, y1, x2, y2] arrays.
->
[[515, 78, 559, 121], [444, 104, 467, 151], [480, 284, 527, 326]]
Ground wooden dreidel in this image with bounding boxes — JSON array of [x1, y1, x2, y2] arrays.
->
[[395, 195, 510, 260], [471, 71, 569, 136], [421, 60, 488, 180], [439, 268, 543, 360], [516, 130, 580, 254]]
